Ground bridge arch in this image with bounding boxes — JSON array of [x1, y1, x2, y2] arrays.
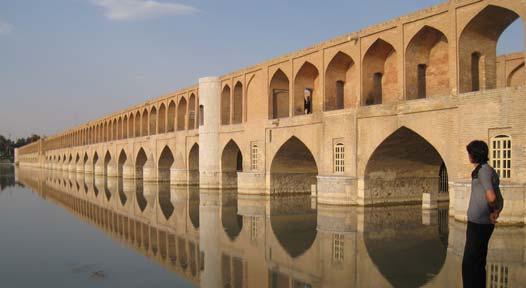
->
[[141, 109, 149, 136], [118, 149, 127, 178], [149, 106, 157, 135], [405, 25, 449, 99], [363, 126, 448, 205], [135, 147, 148, 179], [232, 83, 242, 124], [221, 139, 243, 188], [167, 100, 176, 132], [134, 111, 141, 137], [158, 103, 166, 134], [325, 51, 356, 110], [458, 4, 522, 93], [508, 62, 525, 87], [103, 151, 112, 176], [188, 93, 196, 129], [362, 38, 398, 106], [269, 136, 318, 194], [269, 68, 290, 119]]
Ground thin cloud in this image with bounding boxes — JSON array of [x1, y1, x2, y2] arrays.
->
[[92, 0, 197, 21], [0, 21, 13, 34]]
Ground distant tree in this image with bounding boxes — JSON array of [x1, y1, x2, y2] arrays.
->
[[0, 134, 41, 162]]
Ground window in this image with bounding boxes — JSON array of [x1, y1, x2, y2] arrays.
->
[[332, 233, 344, 262], [251, 144, 259, 171], [487, 263, 509, 288], [439, 162, 448, 193], [491, 135, 511, 179], [334, 143, 345, 173]]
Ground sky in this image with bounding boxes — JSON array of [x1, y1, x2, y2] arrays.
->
[[0, 0, 524, 139]]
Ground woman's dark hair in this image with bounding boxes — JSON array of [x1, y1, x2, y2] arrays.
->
[[466, 140, 489, 164]]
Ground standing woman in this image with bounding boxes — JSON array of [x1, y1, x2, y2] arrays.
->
[[462, 140, 504, 288]]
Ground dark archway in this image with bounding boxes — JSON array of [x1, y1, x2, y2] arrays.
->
[[270, 136, 318, 194], [221, 140, 243, 188], [325, 51, 355, 110], [364, 127, 447, 205], [118, 149, 127, 178], [221, 85, 231, 125], [135, 148, 148, 179], [294, 62, 319, 115]]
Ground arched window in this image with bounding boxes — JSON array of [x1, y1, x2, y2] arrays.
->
[[334, 143, 345, 173], [491, 135, 512, 179], [251, 144, 259, 171]]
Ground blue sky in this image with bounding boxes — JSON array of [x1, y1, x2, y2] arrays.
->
[[0, 0, 523, 139]]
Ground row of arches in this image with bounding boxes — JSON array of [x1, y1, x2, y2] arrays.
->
[[266, 5, 523, 119], [44, 94, 199, 151]]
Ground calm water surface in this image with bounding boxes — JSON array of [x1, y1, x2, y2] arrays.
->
[[1, 164, 525, 288]]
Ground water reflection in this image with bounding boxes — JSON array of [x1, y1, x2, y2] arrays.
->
[[12, 167, 526, 288]]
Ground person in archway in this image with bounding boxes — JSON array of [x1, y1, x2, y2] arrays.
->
[[462, 140, 504, 288]]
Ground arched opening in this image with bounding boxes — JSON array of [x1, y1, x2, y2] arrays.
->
[[233, 82, 243, 124], [221, 140, 243, 188], [112, 119, 117, 141], [135, 112, 141, 137], [75, 154, 80, 166], [364, 127, 448, 204], [325, 52, 355, 110], [188, 144, 199, 185], [177, 98, 187, 131], [459, 5, 522, 93], [270, 136, 318, 194], [103, 151, 111, 176], [135, 148, 148, 179], [118, 149, 127, 178], [188, 93, 196, 129], [149, 106, 157, 135], [362, 39, 398, 105], [158, 146, 175, 183], [117, 117, 122, 139], [508, 62, 525, 87], [158, 103, 166, 134], [294, 62, 319, 115], [405, 26, 449, 99], [221, 193, 243, 241], [221, 85, 231, 125], [83, 153, 89, 172], [269, 69, 290, 119], [123, 115, 128, 139], [167, 101, 176, 132], [141, 109, 148, 136], [363, 205, 447, 288], [270, 195, 317, 258]]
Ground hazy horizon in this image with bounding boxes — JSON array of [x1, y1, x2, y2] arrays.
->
[[1, 0, 523, 139]]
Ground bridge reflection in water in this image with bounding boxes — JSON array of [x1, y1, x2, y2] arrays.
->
[[16, 167, 526, 288]]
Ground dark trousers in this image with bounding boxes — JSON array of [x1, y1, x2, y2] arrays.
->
[[462, 221, 494, 288]]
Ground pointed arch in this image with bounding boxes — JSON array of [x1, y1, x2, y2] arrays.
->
[[135, 111, 141, 137], [363, 126, 447, 205], [117, 117, 123, 139], [269, 69, 290, 119], [325, 51, 355, 110], [188, 93, 196, 129], [270, 136, 318, 194], [177, 97, 187, 131], [294, 61, 319, 115], [141, 108, 149, 136], [103, 151, 112, 176], [459, 5, 521, 92], [233, 82, 243, 124], [118, 149, 127, 178], [362, 38, 398, 105], [149, 106, 157, 135], [167, 100, 176, 132], [405, 26, 449, 99], [158, 103, 166, 134], [221, 85, 231, 125], [221, 140, 243, 188], [123, 115, 128, 139], [135, 148, 148, 179], [188, 143, 199, 185]]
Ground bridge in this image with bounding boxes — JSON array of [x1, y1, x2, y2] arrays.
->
[[16, 0, 526, 224]]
